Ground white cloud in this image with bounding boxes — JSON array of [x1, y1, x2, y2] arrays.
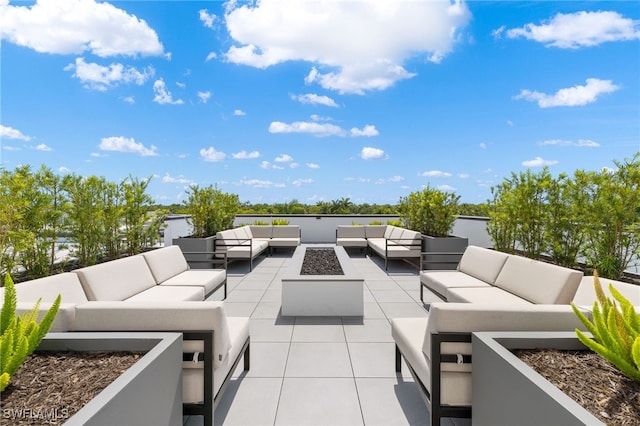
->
[[0, 125, 31, 141], [65, 57, 154, 91], [538, 139, 600, 147], [522, 157, 558, 167], [233, 150, 260, 159], [458, 173, 470, 179], [350, 125, 379, 137], [505, 11, 640, 49], [35, 143, 52, 151], [269, 121, 346, 137], [153, 79, 184, 105], [223, 0, 471, 94], [388, 176, 404, 182], [0, 0, 164, 57], [479, 142, 487, 149], [292, 93, 338, 107], [99, 136, 158, 156], [58, 166, 70, 173], [240, 178, 285, 188], [199, 9, 216, 28], [419, 170, 452, 178], [515, 78, 619, 108], [437, 184, 456, 191], [293, 178, 314, 187], [260, 161, 284, 170], [205, 52, 218, 61], [275, 154, 294, 163], [176, 81, 186, 89], [306, 163, 320, 169], [162, 173, 193, 185], [233, 109, 246, 116], [198, 91, 212, 103], [310, 114, 330, 122], [360, 146, 385, 160], [200, 146, 226, 162], [122, 96, 135, 104]]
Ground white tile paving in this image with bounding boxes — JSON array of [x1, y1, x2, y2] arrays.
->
[[186, 245, 470, 426]]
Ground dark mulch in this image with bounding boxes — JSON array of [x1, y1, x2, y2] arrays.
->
[[300, 248, 344, 275], [0, 352, 142, 425], [515, 349, 640, 425]]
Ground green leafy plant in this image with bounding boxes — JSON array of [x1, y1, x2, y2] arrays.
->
[[398, 186, 460, 237], [183, 185, 240, 238], [386, 219, 403, 227], [0, 274, 61, 391], [571, 271, 640, 383], [271, 219, 290, 225], [368, 221, 383, 225], [252, 220, 270, 225]]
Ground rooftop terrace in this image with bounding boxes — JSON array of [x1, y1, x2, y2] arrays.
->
[[184, 245, 469, 426]]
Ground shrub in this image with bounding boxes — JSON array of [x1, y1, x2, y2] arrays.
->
[[0, 274, 61, 391], [271, 219, 290, 225], [183, 185, 240, 237], [398, 186, 460, 237], [571, 271, 640, 383]]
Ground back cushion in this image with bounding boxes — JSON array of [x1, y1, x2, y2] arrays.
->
[[337, 226, 366, 239], [74, 256, 157, 301], [142, 246, 189, 284], [235, 226, 253, 240], [365, 225, 387, 238], [215, 229, 239, 246], [249, 225, 272, 239], [0, 273, 89, 304], [272, 225, 300, 238], [458, 246, 509, 285], [494, 255, 583, 304]]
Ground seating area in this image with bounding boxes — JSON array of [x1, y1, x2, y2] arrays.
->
[[1, 246, 246, 426], [336, 224, 422, 270], [215, 225, 301, 271]]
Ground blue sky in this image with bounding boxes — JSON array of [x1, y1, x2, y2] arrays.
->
[[1, 1, 639, 205]]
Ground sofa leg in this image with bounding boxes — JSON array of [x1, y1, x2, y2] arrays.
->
[[244, 341, 250, 370], [420, 283, 423, 302], [395, 345, 402, 373]]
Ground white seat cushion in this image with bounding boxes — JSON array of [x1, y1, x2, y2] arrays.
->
[[126, 285, 204, 302], [421, 271, 492, 300], [391, 318, 430, 388], [447, 287, 534, 305], [161, 270, 226, 296]]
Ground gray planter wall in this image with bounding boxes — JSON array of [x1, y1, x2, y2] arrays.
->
[[173, 236, 216, 269], [421, 235, 468, 270], [35, 332, 183, 426], [472, 331, 604, 426]]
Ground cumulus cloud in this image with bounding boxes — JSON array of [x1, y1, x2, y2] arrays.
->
[[122, 96, 135, 104], [269, 121, 346, 137], [522, 157, 558, 167], [293, 178, 314, 187], [360, 146, 385, 160], [99, 136, 158, 156], [538, 139, 600, 147], [388, 176, 404, 182], [35, 143, 52, 151], [0, 124, 31, 141], [514, 78, 619, 108], [0, 0, 164, 57], [223, 0, 471, 94], [233, 109, 246, 116], [260, 161, 284, 170], [162, 173, 194, 185], [306, 163, 320, 169], [350, 125, 379, 137], [232, 150, 260, 159], [437, 184, 456, 191], [64, 57, 154, 91], [205, 52, 218, 61], [240, 178, 285, 188], [292, 93, 338, 107], [199, 9, 216, 28], [153, 79, 184, 105], [419, 170, 452, 178], [275, 154, 294, 163], [200, 146, 226, 162], [198, 91, 212, 103], [505, 11, 640, 48]]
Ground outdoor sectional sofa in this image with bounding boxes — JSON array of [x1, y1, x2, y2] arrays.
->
[[215, 225, 301, 270], [1, 245, 248, 426], [393, 245, 640, 425], [335, 224, 422, 270]]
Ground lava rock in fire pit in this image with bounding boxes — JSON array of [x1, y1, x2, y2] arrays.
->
[[300, 249, 344, 275]]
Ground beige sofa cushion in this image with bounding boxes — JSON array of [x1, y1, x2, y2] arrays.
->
[[160, 270, 226, 296], [249, 225, 272, 239], [1, 272, 88, 304], [74, 301, 233, 369], [15, 303, 78, 332], [494, 255, 583, 304], [74, 255, 157, 301], [142, 246, 189, 284], [364, 225, 386, 238], [447, 287, 534, 305], [125, 285, 204, 302], [457, 246, 509, 285], [271, 225, 300, 238], [336, 225, 366, 239], [572, 276, 640, 308], [421, 271, 492, 300]]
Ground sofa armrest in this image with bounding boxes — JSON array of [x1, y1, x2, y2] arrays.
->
[[74, 301, 231, 368], [423, 302, 590, 357]]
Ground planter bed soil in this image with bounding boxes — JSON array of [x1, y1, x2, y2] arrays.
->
[[515, 349, 640, 425], [1, 351, 142, 425]]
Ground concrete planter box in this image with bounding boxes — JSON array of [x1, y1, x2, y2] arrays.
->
[[281, 245, 364, 316], [472, 331, 604, 426], [421, 235, 468, 270], [173, 235, 216, 269], [35, 332, 183, 426]]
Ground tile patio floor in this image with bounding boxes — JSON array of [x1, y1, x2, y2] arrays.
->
[[183, 245, 471, 426]]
